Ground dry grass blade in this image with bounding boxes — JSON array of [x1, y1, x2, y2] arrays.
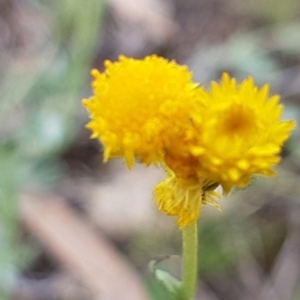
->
[[20, 191, 150, 300]]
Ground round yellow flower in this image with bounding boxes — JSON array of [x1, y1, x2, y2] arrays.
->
[[190, 73, 296, 193], [83, 55, 202, 168]]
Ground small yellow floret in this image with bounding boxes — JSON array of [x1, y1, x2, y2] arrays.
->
[[83, 55, 201, 168], [154, 171, 221, 228]]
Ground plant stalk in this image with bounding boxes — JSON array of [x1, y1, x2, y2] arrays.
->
[[182, 223, 198, 300]]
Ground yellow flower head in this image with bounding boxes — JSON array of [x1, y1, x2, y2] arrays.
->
[[83, 55, 295, 229], [83, 55, 201, 168], [191, 73, 296, 193]]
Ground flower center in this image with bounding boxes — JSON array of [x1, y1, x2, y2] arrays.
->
[[220, 104, 257, 137]]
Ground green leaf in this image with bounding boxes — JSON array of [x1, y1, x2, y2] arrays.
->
[[149, 257, 185, 300], [154, 269, 182, 295]]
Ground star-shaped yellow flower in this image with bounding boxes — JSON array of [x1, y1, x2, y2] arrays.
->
[[190, 73, 295, 194]]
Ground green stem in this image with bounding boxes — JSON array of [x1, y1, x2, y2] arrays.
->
[[182, 223, 198, 300]]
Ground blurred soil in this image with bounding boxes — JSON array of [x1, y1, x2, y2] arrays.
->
[[1, 0, 300, 299]]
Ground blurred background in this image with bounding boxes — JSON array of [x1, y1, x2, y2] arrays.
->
[[1, 0, 300, 299]]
